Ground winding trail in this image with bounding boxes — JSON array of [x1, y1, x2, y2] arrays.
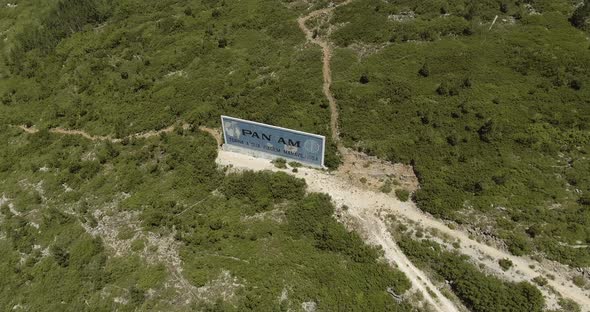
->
[[296, 3, 460, 312], [18, 124, 184, 143], [297, 1, 351, 146]]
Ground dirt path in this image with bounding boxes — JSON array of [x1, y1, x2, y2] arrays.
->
[[351, 207, 460, 311], [297, 1, 351, 145], [199, 126, 223, 146], [18, 123, 196, 143]]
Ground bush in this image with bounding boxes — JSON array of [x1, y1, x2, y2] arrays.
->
[[506, 233, 532, 256], [272, 158, 287, 169], [418, 63, 430, 77], [129, 286, 146, 305], [569, 79, 582, 90], [436, 82, 449, 95], [571, 1, 590, 30], [532, 276, 548, 286], [395, 189, 410, 202], [572, 275, 586, 288], [380, 181, 393, 193], [50, 245, 70, 268], [222, 171, 306, 213], [558, 298, 581, 312], [359, 74, 370, 84], [500, 3, 509, 14], [498, 258, 513, 271]]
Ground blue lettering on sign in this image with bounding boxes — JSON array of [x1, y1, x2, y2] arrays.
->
[[221, 115, 325, 167]]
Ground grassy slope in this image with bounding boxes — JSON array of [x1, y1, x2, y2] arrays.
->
[[331, 0, 590, 266], [0, 125, 412, 311], [0, 0, 331, 138], [0, 0, 409, 310]]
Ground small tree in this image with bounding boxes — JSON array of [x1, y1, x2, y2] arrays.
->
[[571, 1, 590, 30], [500, 3, 509, 14], [272, 158, 287, 169], [395, 189, 410, 202], [532, 276, 548, 286], [462, 78, 472, 88], [218, 38, 228, 48], [436, 82, 449, 95], [359, 74, 369, 84], [569, 79, 582, 90], [498, 258, 513, 271], [477, 120, 495, 143], [418, 63, 430, 77]]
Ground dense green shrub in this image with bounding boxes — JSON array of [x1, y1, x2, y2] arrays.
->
[[498, 258, 513, 271], [571, 0, 590, 30], [331, 0, 590, 266], [222, 171, 306, 212], [399, 238, 544, 312], [272, 157, 287, 169], [532, 276, 548, 287], [395, 189, 410, 202], [10, 0, 112, 73], [177, 172, 412, 310], [572, 275, 586, 288]]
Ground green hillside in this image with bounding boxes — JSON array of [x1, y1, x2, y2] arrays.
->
[[0, 0, 587, 311], [330, 0, 590, 266]]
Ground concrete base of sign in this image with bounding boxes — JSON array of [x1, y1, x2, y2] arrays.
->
[[221, 144, 324, 169]]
